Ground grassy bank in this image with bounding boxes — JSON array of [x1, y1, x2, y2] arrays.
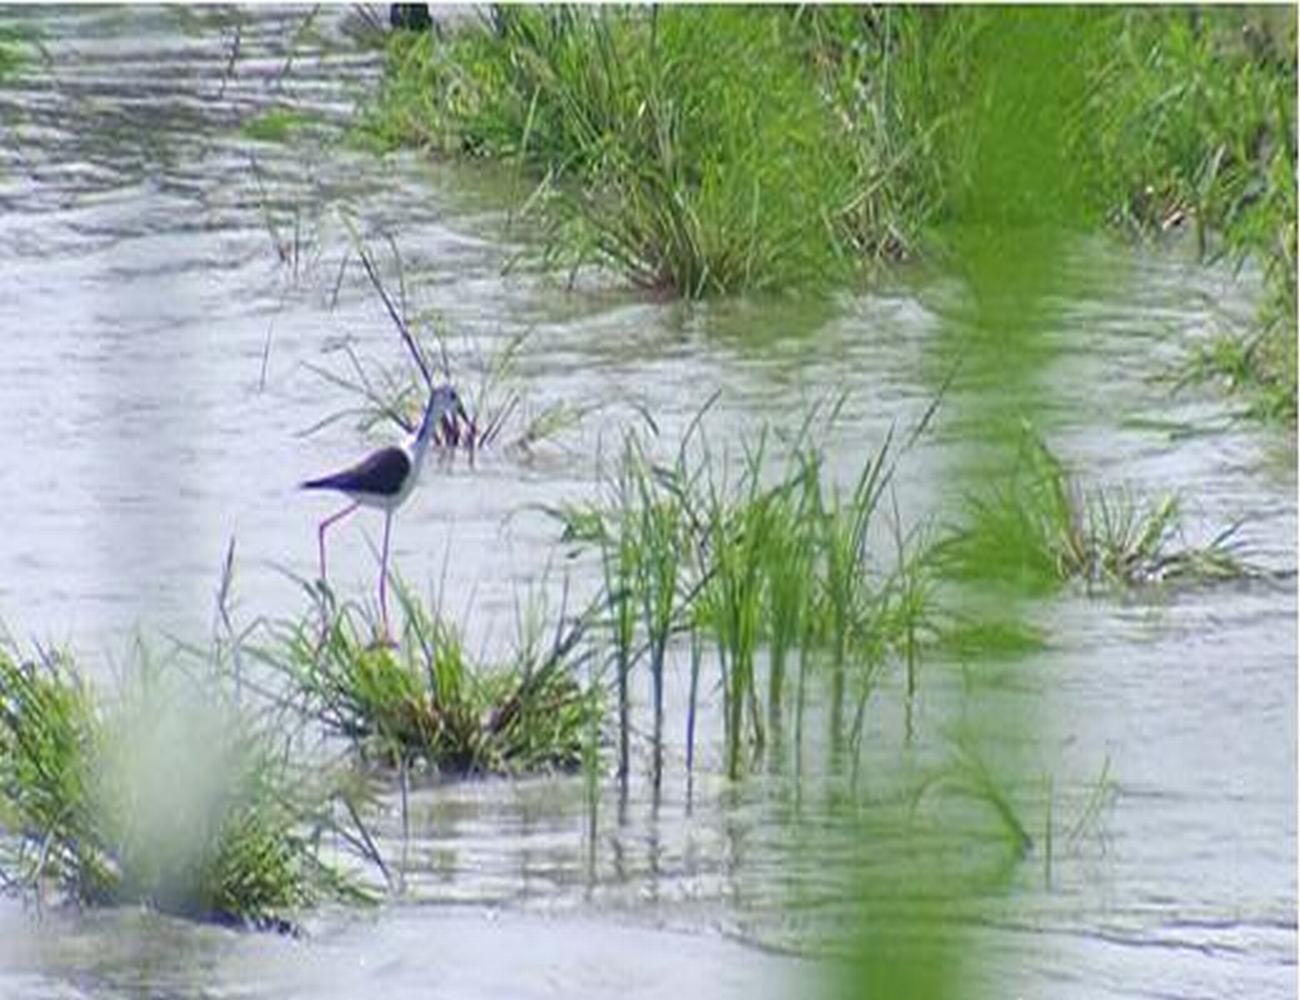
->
[[363, 7, 855, 295], [359, 6, 1296, 421], [1079, 8, 1297, 421]]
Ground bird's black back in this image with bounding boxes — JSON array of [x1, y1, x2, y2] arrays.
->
[[301, 446, 412, 497]]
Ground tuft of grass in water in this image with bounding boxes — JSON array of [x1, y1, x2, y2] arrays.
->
[[758, 457, 818, 760], [936, 424, 1251, 590], [0, 642, 371, 930], [1177, 317, 1299, 423], [625, 436, 686, 790], [0, 42, 22, 81], [241, 106, 312, 143], [549, 399, 938, 783], [254, 578, 595, 776], [309, 234, 588, 457], [913, 738, 1037, 866], [698, 433, 772, 780], [361, 7, 855, 296], [804, 433, 896, 763], [0, 648, 110, 903], [566, 427, 698, 786]]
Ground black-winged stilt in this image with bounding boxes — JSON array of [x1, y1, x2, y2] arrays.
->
[[302, 383, 467, 636]]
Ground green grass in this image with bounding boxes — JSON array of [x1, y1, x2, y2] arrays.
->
[[0, 24, 37, 83], [1179, 318, 1298, 422], [241, 107, 312, 143], [361, 7, 855, 296], [0, 42, 22, 81], [254, 578, 596, 776], [361, 6, 1296, 421], [936, 424, 1250, 591], [549, 400, 936, 782], [0, 643, 370, 929], [1079, 7, 1297, 421]]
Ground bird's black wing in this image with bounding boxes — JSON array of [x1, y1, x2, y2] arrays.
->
[[301, 446, 411, 497]]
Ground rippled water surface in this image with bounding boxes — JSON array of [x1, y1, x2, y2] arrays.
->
[[0, 7, 1294, 999]]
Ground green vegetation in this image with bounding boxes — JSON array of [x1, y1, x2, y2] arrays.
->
[[1080, 7, 1297, 421], [0, 43, 22, 82], [253, 580, 596, 776], [362, 7, 854, 295], [0, 402, 1252, 934], [360, 6, 1296, 420], [0, 24, 36, 81], [0, 644, 370, 930], [937, 424, 1249, 591], [551, 403, 935, 782], [0, 544, 599, 927], [547, 404, 1248, 788], [241, 106, 311, 143]]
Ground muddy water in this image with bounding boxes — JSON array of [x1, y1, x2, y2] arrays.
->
[[0, 7, 1294, 1000]]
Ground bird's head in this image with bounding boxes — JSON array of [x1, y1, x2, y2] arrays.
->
[[418, 383, 470, 445]]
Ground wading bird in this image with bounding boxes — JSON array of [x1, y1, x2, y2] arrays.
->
[[302, 383, 467, 637]]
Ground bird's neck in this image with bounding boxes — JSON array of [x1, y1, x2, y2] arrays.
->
[[409, 425, 431, 464], [409, 405, 441, 466]]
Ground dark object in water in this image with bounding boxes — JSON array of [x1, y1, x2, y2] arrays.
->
[[390, 4, 432, 32]]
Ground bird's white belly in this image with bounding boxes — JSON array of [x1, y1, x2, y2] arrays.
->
[[349, 473, 417, 511]]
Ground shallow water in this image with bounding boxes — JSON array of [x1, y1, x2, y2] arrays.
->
[[0, 7, 1294, 999]]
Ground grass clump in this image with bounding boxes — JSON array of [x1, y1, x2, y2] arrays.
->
[[257, 581, 596, 776], [1179, 320, 1298, 423], [0, 24, 36, 83], [551, 401, 936, 781], [0, 42, 22, 82], [362, 7, 855, 296], [1081, 8, 1297, 421], [308, 235, 587, 458], [241, 106, 312, 143], [0, 644, 369, 930], [936, 424, 1250, 591], [362, 7, 1295, 420]]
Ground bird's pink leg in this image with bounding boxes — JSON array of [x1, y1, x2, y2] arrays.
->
[[317, 501, 360, 581], [379, 508, 393, 638]]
